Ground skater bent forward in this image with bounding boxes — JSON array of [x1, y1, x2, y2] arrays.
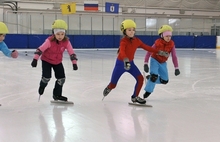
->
[[143, 25, 180, 99], [31, 19, 78, 101]]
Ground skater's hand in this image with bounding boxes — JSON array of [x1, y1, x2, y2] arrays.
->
[[73, 64, 78, 70], [158, 50, 169, 57], [144, 64, 149, 73], [31, 59, 37, 67], [123, 58, 131, 70], [11, 50, 18, 58], [175, 69, 180, 76]]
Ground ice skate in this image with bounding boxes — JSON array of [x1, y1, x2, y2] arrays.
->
[[102, 86, 112, 101], [38, 86, 45, 95], [129, 96, 152, 107], [103, 86, 112, 97], [53, 95, 68, 101], [143, 92, 151, 99], [131, 96, 146, 104], [38, 78, 49, 95], [51, 95, 73, 104]]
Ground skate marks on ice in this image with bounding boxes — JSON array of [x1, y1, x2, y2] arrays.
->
[[50, 100, 74, 105], [128, 102, 152, 107]]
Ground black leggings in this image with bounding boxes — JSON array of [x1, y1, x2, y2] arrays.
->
[[41, 60, 65, 79], [41, 60, 65, 97]]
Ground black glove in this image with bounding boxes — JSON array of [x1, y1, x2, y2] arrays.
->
[[31, 59, 37, 67], [73, 64, 78, 70], [123, 58, 131, 70], [175, 69, 180, 76], [144, 64, 149, 73]]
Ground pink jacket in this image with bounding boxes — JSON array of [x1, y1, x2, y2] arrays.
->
[[34, 36, 77, 65]]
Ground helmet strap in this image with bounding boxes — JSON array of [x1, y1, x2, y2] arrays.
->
[[123, 30, 127, 36]]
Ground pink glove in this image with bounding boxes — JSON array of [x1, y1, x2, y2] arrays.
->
[[11, 50, 18, 58]]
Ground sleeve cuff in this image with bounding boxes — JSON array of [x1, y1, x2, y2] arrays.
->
[[72, 60, 77, 64]]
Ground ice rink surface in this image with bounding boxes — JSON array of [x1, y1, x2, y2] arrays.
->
[[0, 48, 220, 142]]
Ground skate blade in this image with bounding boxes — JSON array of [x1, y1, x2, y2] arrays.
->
[[50, 100, 74, 104], [38, 95, 41, 102], [128, 102, 152, 107], [102, 96, 105, 101]]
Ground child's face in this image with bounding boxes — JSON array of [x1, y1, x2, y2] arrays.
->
[[54, 32, 65, 41], [125, 28, 135, 38], [163, 35, 172, 42], [0, 34, 6, 42]]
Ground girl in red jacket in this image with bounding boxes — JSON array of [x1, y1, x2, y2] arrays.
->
[[103, 19, 168, 104], [143, 25, 180, 99], [31, 19, 78, 102]]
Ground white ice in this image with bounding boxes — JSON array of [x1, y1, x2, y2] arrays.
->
[[0, 48, 220, 142]]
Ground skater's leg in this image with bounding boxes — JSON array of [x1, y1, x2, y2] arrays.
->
[[39, 77, 50, 95], [103, 59, 125, 96], [128, 61, 146, 104], [158, 62, 169, 84], [108, 59, 126, 89], [143, 62, 168, 98], [144, 58, 160, 98], [39, 60, 52, 95], [128, 61, 143, 97], [52, 63, 67, 101]]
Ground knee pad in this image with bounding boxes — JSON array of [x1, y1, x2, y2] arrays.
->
[[57, 78, 66, 86], [41, 77, 50, 83], [160, 78, 169, 84], [150, 74, 158, 82]]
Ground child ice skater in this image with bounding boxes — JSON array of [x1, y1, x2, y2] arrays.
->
[[143, 25, 180, 99], [103, 19, 169, 104], [0, 22, 18, 106], [0, 22, 18, 58], [31, 19, 78, 102]]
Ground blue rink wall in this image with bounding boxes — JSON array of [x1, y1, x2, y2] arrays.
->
[[4, 34, 216, 49]]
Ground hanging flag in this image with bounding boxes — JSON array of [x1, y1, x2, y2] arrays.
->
[[84, 1, 98, 11], [60, 2, 76, 14], [105, 2, 119, 14]]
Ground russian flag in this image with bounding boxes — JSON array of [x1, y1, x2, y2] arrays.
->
[[84, 1, 99, 11]]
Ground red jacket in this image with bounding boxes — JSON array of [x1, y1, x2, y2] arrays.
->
[[151, 38, 174, 63], [117, 37, 158, 61]]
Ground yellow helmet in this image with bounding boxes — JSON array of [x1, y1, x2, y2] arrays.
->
[[120, 19, 136, 32], [52, 19, 68, 30], [158, 25, 173, 35], [0, 22, 9, 34]]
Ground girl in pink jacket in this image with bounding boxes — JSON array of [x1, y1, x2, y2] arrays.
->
[[31, 19, 78, 102]]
